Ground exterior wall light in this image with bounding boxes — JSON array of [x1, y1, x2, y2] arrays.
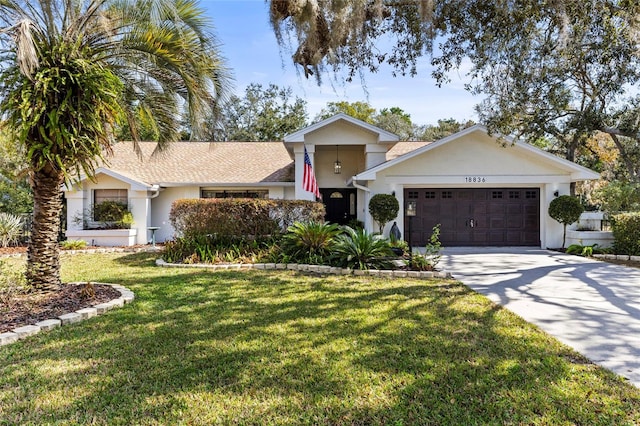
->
[[334, 145, 342, 174]]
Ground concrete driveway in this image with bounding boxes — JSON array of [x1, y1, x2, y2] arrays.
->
[[439, 247, 640, 387]]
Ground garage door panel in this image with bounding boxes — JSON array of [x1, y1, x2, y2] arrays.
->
[[489, 204, 506, 215], [488, 231, 506, 243], [523, 231, 539, 244], [473, 216, 489, 229], [471, 231, 488, 243], [456, 190, 473, 200], [440, 203, 456, 215], [506, 216, 523, 228], [455, 230, 473, 243], [506, 231, 523, 244], [438, 214, 455, 226], [440, 230, 456, 243], [472, 202, 488, 215], [455, 217, 469, 230], [490, 217, 506, 228], [405, 188, 539, 247], [507, 204, 523, 214]]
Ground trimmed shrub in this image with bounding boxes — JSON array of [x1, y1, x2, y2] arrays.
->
[[368, 194, 399, 233], [169, 198, 325, 240], [549, 195, 584, 248], [612, 212, 640, 255]]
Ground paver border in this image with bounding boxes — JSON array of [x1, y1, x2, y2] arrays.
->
[[0, 283, 134, 347], [155, 258, 452, 279]]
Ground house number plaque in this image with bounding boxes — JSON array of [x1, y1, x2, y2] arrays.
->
[[464, 176, 487, 183]]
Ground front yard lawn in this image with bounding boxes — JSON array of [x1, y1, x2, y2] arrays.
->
[[1, 252, 639, 425]]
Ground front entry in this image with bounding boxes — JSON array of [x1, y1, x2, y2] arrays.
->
[[320, 188, 357, 225]]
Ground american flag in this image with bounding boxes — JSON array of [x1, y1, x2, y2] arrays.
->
[[303, 146, 321, 199]]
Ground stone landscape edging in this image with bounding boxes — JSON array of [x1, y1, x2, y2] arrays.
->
[[155, 258, 452, 279], [592, 253, 640, 262], [0, 283, 134, 347]]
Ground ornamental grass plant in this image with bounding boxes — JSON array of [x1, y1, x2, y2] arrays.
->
[[0, 212, 22, 247]]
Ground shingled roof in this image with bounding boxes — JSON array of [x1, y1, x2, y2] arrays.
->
[[98, 140, 431, 186], [100, 141, 295, 186], [386, 141, 431, 160]]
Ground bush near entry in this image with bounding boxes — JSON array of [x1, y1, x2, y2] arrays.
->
[[368, 193, 399, 233], [548, 195, 584, 248]]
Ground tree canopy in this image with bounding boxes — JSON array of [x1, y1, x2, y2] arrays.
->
[[416, 118, 476, 141], [269, 1, 640, 182], [316, 101, 377, 123], [212, 83, 308, 141]]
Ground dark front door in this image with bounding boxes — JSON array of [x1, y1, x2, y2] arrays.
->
[[321, 188, 357, 225], [405, 188, 540, 246]]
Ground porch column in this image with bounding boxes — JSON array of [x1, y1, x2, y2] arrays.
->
[[130, 190, 150, 245], [64, 185, 85, 231]]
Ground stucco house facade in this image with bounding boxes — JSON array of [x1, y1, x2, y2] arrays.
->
[[64, 113, 600, 248]]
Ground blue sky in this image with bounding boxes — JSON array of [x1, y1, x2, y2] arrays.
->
[[203, 1, 479, 126]]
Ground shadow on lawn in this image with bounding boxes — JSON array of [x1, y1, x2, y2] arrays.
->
[[1, 252, 639, 424]]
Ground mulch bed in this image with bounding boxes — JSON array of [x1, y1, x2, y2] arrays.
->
[[1, 245, 124, 334], [0, 246, 27, 256], [0, 284, 122, 334]]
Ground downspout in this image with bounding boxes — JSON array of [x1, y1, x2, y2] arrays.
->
[[146, 185, 162, 242], [351, 177, 371, 231]]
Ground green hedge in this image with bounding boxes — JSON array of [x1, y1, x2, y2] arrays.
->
[[169, 198, 325, 239], [612, 212, 640, 255]]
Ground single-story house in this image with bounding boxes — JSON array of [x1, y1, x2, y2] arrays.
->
[[64, 113, 600, 248]]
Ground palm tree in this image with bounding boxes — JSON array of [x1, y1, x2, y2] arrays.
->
[[0, 0, 231, 293]]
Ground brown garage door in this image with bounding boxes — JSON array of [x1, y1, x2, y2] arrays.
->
[[404, 188, 540, 247]]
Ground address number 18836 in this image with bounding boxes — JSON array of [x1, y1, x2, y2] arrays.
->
[[464, 176, 486, 183]]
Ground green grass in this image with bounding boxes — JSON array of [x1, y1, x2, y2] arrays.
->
[[1, 252, 639, 425]]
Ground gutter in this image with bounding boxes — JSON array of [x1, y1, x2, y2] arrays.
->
[[350, 177, 372, 230], [149, 184, 162, 199], [350, 177, 370, 193]]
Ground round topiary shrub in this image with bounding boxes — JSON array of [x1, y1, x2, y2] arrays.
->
[[368, 193, 399, 233], [549, 195, 584, 248]]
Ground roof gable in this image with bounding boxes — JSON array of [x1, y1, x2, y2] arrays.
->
[[356, 125, 600, 181], [284, 113, 399, 144]]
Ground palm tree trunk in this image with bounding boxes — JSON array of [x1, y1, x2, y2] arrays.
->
[[27, 167, 64, 293]]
